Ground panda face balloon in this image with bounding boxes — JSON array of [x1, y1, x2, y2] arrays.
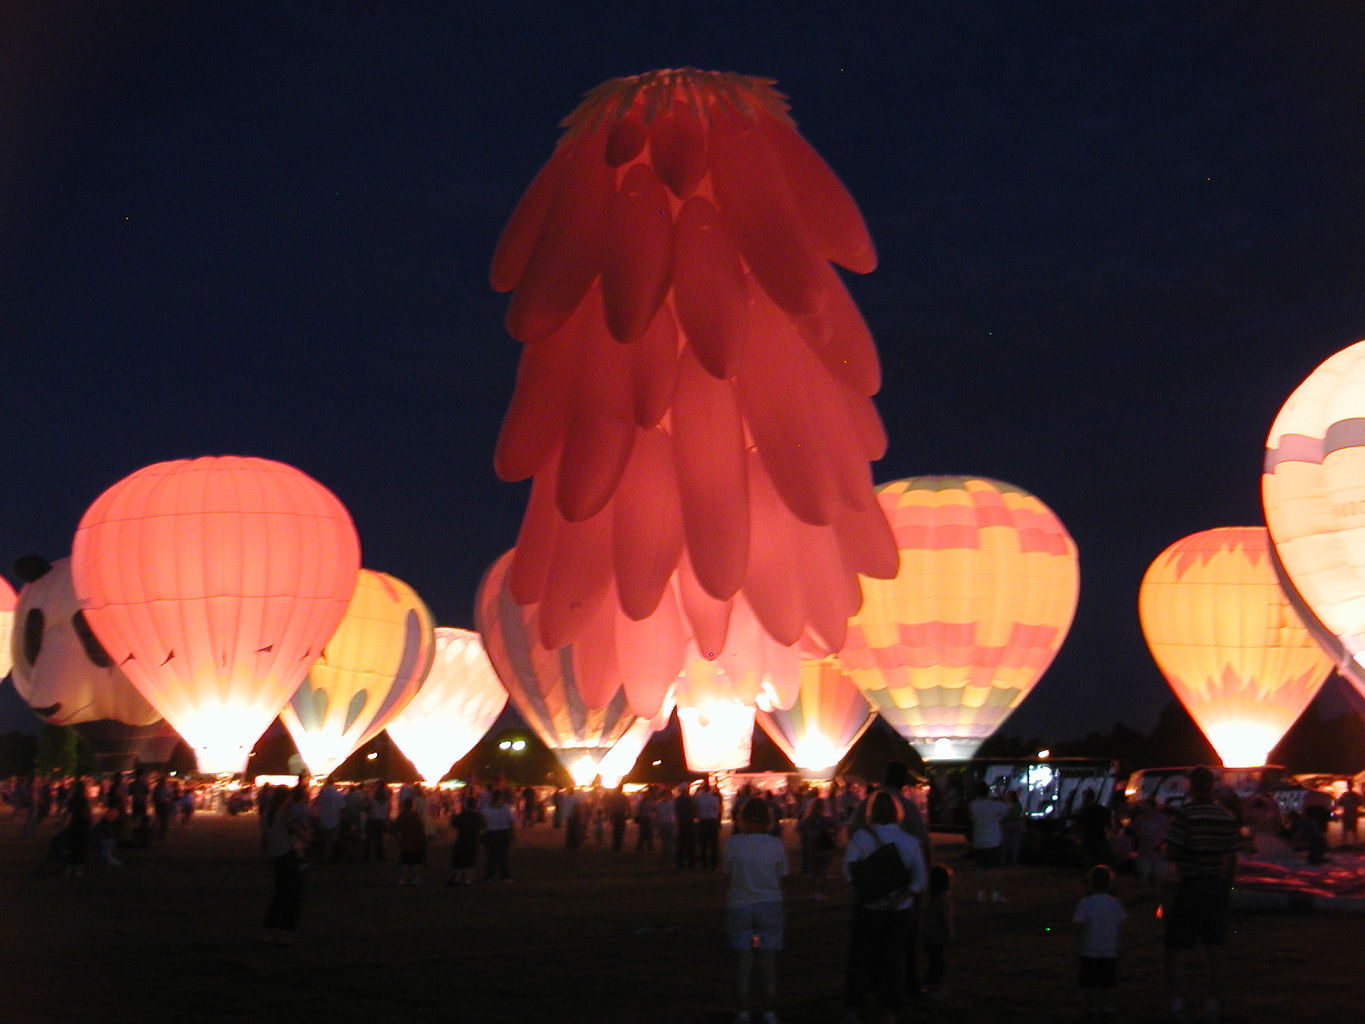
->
[[11, 559, 162, 727]]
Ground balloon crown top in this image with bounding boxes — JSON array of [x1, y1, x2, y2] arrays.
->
[[562, 68, 793, 139]]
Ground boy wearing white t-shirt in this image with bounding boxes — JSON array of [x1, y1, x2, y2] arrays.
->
[[724, 797, 789, 1024], [1072, 864, 1127, 1021]]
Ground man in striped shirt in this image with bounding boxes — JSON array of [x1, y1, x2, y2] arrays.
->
[[1161, 766, 1241, 1023]]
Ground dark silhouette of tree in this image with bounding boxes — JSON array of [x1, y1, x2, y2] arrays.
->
[[34, 724, 78, 777], [1139, 699, 1217, 768], [0, 731, 37, 775], [1271, 702, 1365, 774]]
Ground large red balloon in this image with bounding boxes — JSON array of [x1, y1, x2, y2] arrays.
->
[[492, 69, 897, 668], [71, 456, 361, 774]]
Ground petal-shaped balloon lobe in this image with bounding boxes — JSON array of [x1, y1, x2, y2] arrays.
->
[[557, 289, 637, 522], [672, 351, 749, 601], [494, 326, 575, 482], [630, 305, 679, 429], [648, 98, 708, 199], [505, 133, 615, 342], [612, 428, 685, 621], [709, 104, 830, 317], [601, 163, 673, 344], [490, 151, 564, 293], [761, 118, 877, 274], [605, 105, 648, 166], [672, 196, 750, 378]]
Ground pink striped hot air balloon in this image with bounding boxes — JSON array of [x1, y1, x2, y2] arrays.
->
[[1262, 339, 1365, 697], [839, 476, 1080, 761], [490, 68, 897, 691], [475, 550, 639, 786], [1139, 527, 1331, 768]]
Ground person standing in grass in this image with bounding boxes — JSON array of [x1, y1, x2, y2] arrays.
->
[[842, 790, 928, 1024], [445, 795, 482, 886], [1162, 766, 1241, 1024], [262, 784, 312, 944], [394, 797, 428, 885], [724, 796, 789, 1024], [481, 787, 516, 882], [1072, 864, 1126, 1021]]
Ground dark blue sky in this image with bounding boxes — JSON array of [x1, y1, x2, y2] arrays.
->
[[4, 2, 1365, 739]]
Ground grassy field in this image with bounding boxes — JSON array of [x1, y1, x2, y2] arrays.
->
[[0, 811, 1357, 1024]]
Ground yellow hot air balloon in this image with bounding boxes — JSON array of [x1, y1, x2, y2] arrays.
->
[[839, 476, 1080, 761], [385, 627, 508, 784], [756, 654, 875, 777], [1139, 527, 1332, 768], [1263, 339, 1365, 694], [280, 570, 435, 779]]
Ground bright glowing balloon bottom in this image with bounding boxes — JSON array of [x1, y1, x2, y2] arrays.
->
[[286, 740, 346, 782], [176, 706, 273, 775], [677, 702, 756, 772], [920, 736, 984, 762], [560, 748, 617, 788], [592, 717, 654, 789], [1203, 723, 1284, 770]]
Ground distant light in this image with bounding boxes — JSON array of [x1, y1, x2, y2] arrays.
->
[[511, 739, 526, 752], [1037, 749, 1051, 759], [498, 740, 511, 751], [366, 752, 378, 761], [651, 760, 662, 767]]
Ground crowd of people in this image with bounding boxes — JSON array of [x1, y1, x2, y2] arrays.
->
[[6, 764, 1361, 1022], [4, 770, 201, 875]]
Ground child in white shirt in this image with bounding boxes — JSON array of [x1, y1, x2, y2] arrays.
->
[[1072, 864, 1127, 1020]]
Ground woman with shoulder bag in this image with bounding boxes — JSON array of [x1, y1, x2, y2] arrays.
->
[[840, 790, 927, 1024]]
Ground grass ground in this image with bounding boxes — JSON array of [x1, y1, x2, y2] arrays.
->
[[0, 811, 1357, 1024]]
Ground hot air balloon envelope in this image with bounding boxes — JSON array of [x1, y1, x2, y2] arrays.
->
[[1139, 527, 1332, 768], [386, 627, 508, 784], [840, 477, 1080, 761], [1263, 339, 1365, 698], [70, 456, 361, 774], [280, 569, 435, 779]]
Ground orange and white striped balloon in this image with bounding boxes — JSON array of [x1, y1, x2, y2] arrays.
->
[[1139, 526, 1331, 768]]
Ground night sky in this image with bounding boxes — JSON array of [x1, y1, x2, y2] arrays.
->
[[5, 3, 1365, 741]]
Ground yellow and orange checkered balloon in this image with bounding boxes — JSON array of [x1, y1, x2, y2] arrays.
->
[[839, 476, 1079, 761]]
